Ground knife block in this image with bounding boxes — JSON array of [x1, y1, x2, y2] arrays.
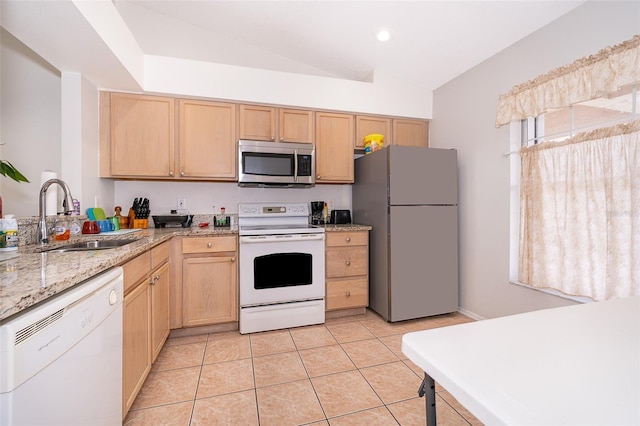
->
[[128, 208, 148, 229]]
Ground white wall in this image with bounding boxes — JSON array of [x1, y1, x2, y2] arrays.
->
[[430, 1, 640, 319], [0, 29, 61, 217]]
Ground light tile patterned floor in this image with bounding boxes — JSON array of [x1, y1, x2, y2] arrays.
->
[[124, 310, 482, 426]]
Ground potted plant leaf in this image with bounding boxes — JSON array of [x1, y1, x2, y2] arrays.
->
[[0, 159, 30, 218]]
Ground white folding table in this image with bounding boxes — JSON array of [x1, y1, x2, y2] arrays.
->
[[402, 296, 640, 425]]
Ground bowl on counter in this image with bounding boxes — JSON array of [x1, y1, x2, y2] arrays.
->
[[82, 220, 101, 234]]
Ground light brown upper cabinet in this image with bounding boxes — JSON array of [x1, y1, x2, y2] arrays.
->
[[103, 93, 175, 178], [239, 104, 314, 144], [355, 115, 392, 148], [315, 112, 354, 183], [178, 99, 237, 180], [392, 118, 429, 147]]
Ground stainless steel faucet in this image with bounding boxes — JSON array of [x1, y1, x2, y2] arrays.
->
[[38, 178, 74, 244]]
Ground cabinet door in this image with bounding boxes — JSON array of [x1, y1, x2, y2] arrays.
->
[[183, 256, 238, 327], [355, 115, 391, 148], [151, 262, 170, 362], [110, 93, 175, 177], [279, 109, 314, 143], [239, 105, 276, 141], [392, 119, 429, 147], [123, 281, 151, 416], [179, 99, 237, 179], [315, 112, 355, 183]]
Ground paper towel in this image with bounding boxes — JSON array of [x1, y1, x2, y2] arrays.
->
[[40, 170, 58, 216]]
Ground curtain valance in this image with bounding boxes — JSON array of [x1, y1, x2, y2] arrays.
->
[[496, 35, 640, 127]]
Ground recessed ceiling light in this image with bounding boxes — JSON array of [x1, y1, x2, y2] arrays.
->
[[376, 29, 392, 42]]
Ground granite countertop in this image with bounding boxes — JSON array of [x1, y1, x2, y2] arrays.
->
[[0, 224, 371, 322]]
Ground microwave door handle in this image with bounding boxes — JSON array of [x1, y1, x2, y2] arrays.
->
[[293, 149, 298, 182]]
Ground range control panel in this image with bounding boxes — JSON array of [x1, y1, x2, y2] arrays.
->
[[238, 203, 309, 218]]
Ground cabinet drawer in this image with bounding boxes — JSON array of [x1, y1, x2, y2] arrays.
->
[[182, 236, 237, 254], [326, 247, 368, 278], [326, 278, 368, 310], [326, 231, 368, 247], [123, 251, 151, 294], [151, 242, 169, 269]]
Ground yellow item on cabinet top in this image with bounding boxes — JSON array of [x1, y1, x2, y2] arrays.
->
[[363, 134, 384, 154]]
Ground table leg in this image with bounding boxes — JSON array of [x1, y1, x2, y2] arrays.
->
[[418, 373, 436, 426]]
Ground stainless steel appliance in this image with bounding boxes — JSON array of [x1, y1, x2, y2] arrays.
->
[[238, 140, 315, 187], [352, 146, 459, 322], [238, 202, 325, 334]]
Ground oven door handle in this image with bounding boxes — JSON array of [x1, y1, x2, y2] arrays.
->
[[240, 234, 325, 243]]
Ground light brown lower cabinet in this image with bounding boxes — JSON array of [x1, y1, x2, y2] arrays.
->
[[181, 236, 238, 327], [122, 242, 170, 418], [325, 231, 369, 310]]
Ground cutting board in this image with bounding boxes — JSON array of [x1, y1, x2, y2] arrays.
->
[[93, 208, 107, 220]]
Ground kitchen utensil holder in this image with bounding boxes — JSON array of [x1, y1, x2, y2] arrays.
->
[[214, 216, 230, 228]]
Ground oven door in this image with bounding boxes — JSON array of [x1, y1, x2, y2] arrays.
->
[[239, 233, 325, 306]]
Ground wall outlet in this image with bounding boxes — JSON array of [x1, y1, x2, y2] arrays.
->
[[328, 199, 335, 211], [177, 198, 186, 210]]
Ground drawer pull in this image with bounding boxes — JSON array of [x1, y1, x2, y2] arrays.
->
[[231, 257, 236, 262], [346, 291, 351, 297], [345, 260, 351, 266], [345, 237, 351, 242], [207, 242, 212, 248]]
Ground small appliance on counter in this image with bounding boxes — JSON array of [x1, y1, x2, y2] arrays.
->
[[330, 209, 352, 224], [310, 201, 325, 225], [152, 211, 193, 228]]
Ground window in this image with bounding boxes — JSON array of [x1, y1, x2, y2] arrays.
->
[[510, 85, 639, 302]]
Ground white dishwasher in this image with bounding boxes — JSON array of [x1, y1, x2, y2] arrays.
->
[[0, 266, 123, 425]]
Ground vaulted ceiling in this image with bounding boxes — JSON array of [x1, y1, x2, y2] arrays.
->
[[2, 1, 585, 94]]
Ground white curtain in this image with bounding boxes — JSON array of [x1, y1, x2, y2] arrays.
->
[[519, 121, 640, 301], [496, 35, 640, 127]]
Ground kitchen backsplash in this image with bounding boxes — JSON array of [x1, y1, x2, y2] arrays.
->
[[114, 181, 352, 216]]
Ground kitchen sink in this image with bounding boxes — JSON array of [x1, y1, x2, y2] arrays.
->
[[40, 239, 139, 253]]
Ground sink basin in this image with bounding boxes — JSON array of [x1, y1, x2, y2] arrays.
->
[[41, 239, 139, 253]]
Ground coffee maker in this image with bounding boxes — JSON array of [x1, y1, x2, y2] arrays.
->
[[310, 201, 325, 225]]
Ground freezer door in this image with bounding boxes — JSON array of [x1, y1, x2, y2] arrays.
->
[[389, 146, 457, 205], [388, 205, 458, 321]]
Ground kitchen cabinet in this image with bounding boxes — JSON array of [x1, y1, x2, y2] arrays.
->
[[325, 231, 369, 311], [392, 118, 429, 147], [180, 236, 238, 327], [178, 99, 237, 179], [102, 92, 175, 178], [355, 115, 392, 148], [315, 112, 355, 183], [122, 242, 170, 417], [239, 104, 314, 144]]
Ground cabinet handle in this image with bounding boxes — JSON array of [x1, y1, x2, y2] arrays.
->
[[346, 291, 351, 297], [231, 257, 236, 262], [345, 260, 351, 266], [168, 171, 174, 177], [279, 137, 285, 142], [345, 237, 351, 242], [207, 242, 212, 248], [154, 274, 160, 281], [149, 277, 155, 285], [180, 171, 185, 176]]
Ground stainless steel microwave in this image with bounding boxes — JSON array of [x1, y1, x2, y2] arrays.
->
[[238, 140, 315, 187]]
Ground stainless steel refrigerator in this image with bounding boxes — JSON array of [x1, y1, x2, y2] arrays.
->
[[352, 146, 458, 322]]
